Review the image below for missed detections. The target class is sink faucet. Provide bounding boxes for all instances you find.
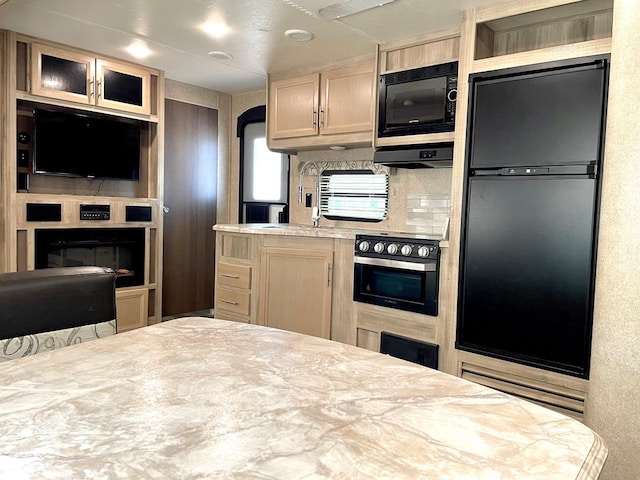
[311,206,321,227]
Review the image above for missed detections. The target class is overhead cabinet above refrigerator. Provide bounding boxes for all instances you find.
[456,55,609,378]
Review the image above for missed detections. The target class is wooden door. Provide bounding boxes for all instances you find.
[163,99,217,316]
[259,247,333,339]
[269,73,319,139]
[320,65,374,135]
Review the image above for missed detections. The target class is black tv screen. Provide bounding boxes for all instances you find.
[33,108,141,181]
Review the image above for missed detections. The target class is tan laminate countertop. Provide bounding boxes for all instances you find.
[213,223,450,247]
[0,317,605,479]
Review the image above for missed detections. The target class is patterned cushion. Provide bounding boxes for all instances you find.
[0,320,116,362]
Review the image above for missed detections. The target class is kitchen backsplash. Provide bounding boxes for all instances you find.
[290,148,453,234]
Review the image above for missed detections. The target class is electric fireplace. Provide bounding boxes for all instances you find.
[35,228,145,288]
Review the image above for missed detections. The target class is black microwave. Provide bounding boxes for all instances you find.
[378,61,458,137]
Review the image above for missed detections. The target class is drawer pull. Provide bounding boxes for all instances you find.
[221,300,239,306]
[221,274,240,279]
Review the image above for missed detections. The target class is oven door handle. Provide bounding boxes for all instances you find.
[354,256,436,272]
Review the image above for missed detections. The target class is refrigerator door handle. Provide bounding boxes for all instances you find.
[471,164,597,176]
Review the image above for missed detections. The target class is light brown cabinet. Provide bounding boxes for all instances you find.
[268,63,374,150]
[31,43,151,115]
[215,262,252,318]
[259,246,333,339]
[269,73,320,139]
[213,231,354,341]
[4,33,164,332]
[214,233,259,324]
[320,65,375,135]
[116,288,149,333]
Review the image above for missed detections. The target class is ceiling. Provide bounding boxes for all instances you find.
[0,0,507,94]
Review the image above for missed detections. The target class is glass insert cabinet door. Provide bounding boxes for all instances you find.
[96,59,150,115]
[31,43,95,104]
[30,43,151,115]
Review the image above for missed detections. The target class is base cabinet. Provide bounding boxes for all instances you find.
[259,247,333,339]
[213,233,259,324]
[116,288,149,333]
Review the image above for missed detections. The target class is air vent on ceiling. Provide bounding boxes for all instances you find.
[318,0,396,20]
[280,0,395,20]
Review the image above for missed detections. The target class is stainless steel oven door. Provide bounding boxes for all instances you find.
[353,256,438,316]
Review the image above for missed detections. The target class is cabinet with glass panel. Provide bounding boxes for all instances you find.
[31,43,151,115]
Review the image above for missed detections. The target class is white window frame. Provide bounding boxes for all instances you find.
[319,170,388,222]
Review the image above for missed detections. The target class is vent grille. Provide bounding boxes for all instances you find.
[461,363,586,421]
[318,0,395,20]
[280,0,395,20]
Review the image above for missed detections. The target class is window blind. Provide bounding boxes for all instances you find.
[319,170,388,221]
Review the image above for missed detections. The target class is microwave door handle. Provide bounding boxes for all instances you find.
[354,256,436,272]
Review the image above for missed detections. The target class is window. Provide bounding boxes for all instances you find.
[319,170,388,221]
[243,123,288,204]
[237,106,289,223]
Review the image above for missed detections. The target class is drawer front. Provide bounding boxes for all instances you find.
[217,262,251,289]
[216,287,250,316]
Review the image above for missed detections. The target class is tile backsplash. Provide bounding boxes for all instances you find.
[406,194,451,238]
[290,147,453,234]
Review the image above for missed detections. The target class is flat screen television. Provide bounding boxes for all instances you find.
[33,107,141,181]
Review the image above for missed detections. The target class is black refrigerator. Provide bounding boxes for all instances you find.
[456,55,609,378]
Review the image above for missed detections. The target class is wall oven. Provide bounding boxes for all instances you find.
[353,234,440,316]
[378,61,458,137]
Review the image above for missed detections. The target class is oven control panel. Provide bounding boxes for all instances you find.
[355,234,439,262]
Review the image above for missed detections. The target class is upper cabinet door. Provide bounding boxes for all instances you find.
[269,73,320,139]
[96,59,151,115]
[320,65,374,136]
[31,44,151,116]
[31,43,95,105]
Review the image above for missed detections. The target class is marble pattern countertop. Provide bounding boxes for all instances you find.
[0,317,605,479]
[213,223,450,247]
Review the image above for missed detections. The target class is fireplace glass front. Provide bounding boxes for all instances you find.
[35,228,145,288]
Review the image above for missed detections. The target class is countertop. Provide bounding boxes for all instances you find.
[0,317,606,479]
[213,223,450,247]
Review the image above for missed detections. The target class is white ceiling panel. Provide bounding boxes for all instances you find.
[0,0,510,94]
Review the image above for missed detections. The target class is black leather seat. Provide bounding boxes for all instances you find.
[0,266,117,361]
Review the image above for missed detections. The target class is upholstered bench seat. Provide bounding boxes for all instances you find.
[0,266,116,362]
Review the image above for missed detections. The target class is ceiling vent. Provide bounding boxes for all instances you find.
[317,0,395,20]
[281,0,396,20]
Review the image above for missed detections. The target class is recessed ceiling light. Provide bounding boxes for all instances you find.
[284,29,314,42]
[126,41,152,59]
[208,51,233,60]
[202,22,231,38]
